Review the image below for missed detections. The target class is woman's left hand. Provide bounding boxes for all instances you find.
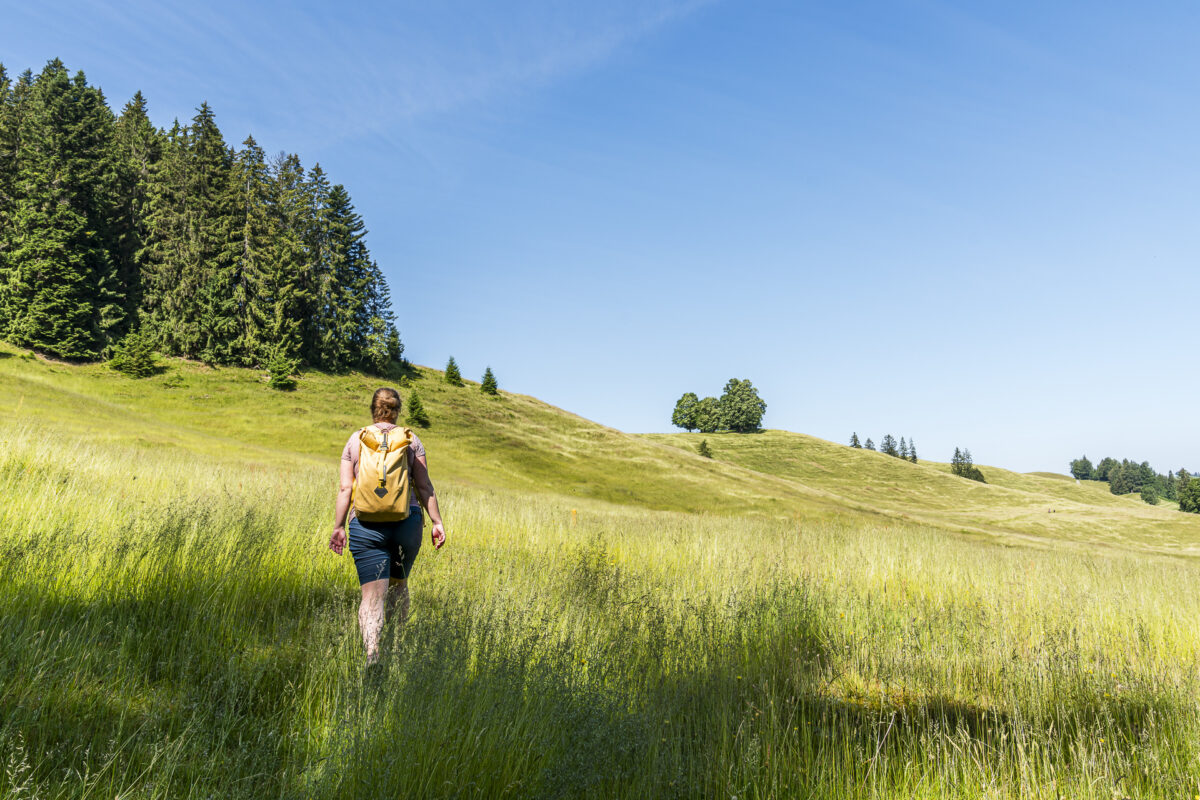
[431,523,446,550]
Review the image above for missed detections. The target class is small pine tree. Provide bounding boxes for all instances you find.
[444,356,463,386]
[952,448,985,482]
[899,437,909,459]
[864,438,875,451]
[107,329,158,378]
[849,432,861,448]
[480,366,498,395]
[908,439,918,463]
[698,439,712,458]
[406,390,430,427]
[881,434,898,457]
[266,348,298,390]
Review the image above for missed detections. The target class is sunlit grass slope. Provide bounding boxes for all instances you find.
[5,425,1200,799]
[3,340,1198,555]
[0,343,843,517]
[641,431,1200,555]
[6,343,1200,798]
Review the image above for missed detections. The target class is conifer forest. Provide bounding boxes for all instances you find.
[0,59,402,371]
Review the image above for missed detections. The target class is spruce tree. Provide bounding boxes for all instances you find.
[140,119,190,350]
[230,136,275,365]
[880,434,898,457]
[266,346,298,390]
[849,432,861,448]
[952,447,964,475]
[262,152,308,361]
[111,91,162,332]
[301,163,333,367]
[0,67,27,333]
[107,327,158,377]
[899,437,909,459]
[864,438,875,451]
[406,390,430,427]
[908,439,918,463]
[444,356,463,386]
[481,366,499,395]
[358,260,403,374]
[190,104,239,365]
[4,62,123,358]
[323,183,371,369]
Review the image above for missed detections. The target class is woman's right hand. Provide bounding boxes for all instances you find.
[329,526,347,555]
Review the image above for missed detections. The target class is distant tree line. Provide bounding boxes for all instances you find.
[672,379,766,433]
[850,432,918,463]
[0,59,402,373]
[1070,455,1197,509]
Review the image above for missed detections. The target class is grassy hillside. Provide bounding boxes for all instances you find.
[5,343,1200,798]
[643,430,1200,556]
[0,343,845,518]
[3,341,1197,558]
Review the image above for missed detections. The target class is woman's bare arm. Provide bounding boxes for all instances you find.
[411,454,446,548]
[329,457,354,554]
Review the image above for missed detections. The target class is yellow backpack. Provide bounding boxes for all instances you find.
[352,425,415,521]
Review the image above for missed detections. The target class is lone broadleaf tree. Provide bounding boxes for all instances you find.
[718,378,767,432]
[694,397,722,434]
[672,392,700,432]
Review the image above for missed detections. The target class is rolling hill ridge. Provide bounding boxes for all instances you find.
[2,341,1196,556]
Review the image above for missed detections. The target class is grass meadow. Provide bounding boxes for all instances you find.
[4,423,1200,798]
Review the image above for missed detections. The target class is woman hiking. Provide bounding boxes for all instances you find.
[329,387,447,663]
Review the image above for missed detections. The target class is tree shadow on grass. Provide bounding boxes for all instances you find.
[3,530,1193,800]
[0,511,353,797]
[300,565,1197,800]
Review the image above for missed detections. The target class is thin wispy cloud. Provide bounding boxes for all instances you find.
[3,0,712,149]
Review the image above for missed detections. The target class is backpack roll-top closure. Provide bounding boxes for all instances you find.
[352,425,414,522]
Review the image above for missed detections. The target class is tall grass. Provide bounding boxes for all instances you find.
[3,424,1200,798]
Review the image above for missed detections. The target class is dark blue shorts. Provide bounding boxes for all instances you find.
[348,509,423,585]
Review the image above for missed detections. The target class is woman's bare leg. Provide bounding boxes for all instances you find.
[359,578,389,663]
[387,577,410,627]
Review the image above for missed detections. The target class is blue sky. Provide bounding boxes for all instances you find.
[4,0,1198,473]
